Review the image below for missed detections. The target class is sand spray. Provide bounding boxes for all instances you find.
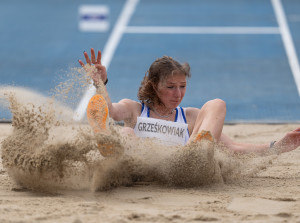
[0,67,273,192]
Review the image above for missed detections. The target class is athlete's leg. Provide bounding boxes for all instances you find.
[188,99,226,143]
[87,94,121,157]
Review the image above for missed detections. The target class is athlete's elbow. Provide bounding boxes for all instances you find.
[109,108,120,121]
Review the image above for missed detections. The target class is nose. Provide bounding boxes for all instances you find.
[174,87,181,97]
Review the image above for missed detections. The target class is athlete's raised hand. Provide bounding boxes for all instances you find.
[78,48,108,87]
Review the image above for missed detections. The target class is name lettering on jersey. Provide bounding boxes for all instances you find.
[134,117,188,146]
[138,122,185,138]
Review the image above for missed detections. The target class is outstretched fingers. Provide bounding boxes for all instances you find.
[91,48,96,64]
[97,50,102,64]
[84,51,91,65]
[78,59,85,67]
[78,59,90,72]
[79,49,102,66]
[78,49,107,83]
[91,48,102,65]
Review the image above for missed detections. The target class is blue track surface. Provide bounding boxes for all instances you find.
[0,0,300,122]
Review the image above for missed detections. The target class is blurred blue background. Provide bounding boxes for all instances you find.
[0,0,300,122]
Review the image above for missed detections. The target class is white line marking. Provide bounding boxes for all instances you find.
[271,0,300,96]
[73,0,139,121]
[125,26,280,34]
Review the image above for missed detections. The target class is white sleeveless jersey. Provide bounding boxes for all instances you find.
[134,103,190,145]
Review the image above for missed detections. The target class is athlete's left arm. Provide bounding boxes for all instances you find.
[220,128,300,155]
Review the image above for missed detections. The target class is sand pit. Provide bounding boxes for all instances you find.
[1,119,300,222]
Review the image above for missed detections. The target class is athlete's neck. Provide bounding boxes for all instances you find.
[152,105,175,118]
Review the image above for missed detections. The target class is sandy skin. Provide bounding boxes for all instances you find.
[1,123,300,223]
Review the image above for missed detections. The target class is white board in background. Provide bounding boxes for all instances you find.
[78,5,109,32]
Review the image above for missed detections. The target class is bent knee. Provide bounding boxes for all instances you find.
[203,99,226,112]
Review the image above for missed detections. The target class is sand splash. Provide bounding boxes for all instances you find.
[0,68,271,192]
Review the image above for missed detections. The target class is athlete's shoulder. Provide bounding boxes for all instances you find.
[119,99,142,114]
[118,98,139,107]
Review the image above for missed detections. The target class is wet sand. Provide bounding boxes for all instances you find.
[1,123,299,223]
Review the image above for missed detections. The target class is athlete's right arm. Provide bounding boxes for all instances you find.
[79,49,140,124]
[110,99,141,122]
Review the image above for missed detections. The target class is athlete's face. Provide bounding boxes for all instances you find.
[156,72,187,109]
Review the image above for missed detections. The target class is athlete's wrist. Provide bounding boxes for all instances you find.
[103,78,108,85]
[93,78,108,88]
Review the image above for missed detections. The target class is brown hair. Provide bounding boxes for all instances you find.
[137,56,191,108]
